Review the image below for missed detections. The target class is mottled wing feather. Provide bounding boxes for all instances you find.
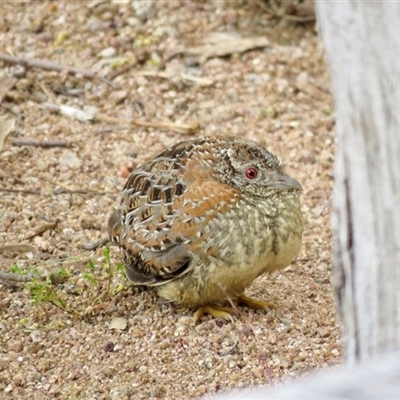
[109,142,241,286]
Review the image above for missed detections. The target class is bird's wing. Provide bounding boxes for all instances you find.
[109,145,241,286]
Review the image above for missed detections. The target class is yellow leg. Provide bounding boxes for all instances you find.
[194,305,235,322]
[237,294,275,310]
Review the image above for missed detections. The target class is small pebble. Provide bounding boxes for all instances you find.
[103,341,115,352]
[59,151,82,170]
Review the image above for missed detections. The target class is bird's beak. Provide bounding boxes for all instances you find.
[266,172,302,191]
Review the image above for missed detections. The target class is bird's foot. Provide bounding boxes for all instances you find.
[194,305,235,323]
[237,294,275,310]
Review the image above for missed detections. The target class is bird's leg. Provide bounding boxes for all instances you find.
[194,305,235,322]
[237,294,275,310]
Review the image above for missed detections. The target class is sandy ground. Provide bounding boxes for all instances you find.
[0,2,340,399]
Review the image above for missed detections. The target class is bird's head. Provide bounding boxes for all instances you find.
[216,138,302,199]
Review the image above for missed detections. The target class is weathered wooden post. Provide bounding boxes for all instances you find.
[317,2,400,363]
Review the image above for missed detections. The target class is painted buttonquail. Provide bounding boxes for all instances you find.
[108,137,303,321]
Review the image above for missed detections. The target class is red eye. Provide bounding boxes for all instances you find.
[245,167,258,179]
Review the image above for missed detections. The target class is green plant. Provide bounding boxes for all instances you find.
[9,264,24,274]
[23,246,127,320]
[27,268,71,312]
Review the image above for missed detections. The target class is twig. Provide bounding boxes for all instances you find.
[108,63,137,80]
[0,269,67,285]
[0,244,38,254]
[39,176,81,194]
[0,187,109,196]
[0,53,114,86]
[11,138,73,148]
[25,219,60,241]
[0,188,41,195]
[0,271,33,283]
[54,188,107,196]
[80,236,110,251]
[166,36,270,63]
[39,177,109,196]
[131,70,214,87]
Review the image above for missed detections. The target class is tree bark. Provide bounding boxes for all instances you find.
[316,3,400,363]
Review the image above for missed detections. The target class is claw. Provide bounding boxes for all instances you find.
[194,305,235,322]
[237,294,275,310]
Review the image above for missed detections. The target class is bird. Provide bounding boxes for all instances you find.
[108,136,303,321]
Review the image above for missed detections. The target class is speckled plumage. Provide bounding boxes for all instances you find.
[108,136,303,319]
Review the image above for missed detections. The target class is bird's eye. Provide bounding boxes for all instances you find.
[245,167,258,179]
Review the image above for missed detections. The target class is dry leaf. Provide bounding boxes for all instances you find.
[0,118,15,152]
[0,76,17,103]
